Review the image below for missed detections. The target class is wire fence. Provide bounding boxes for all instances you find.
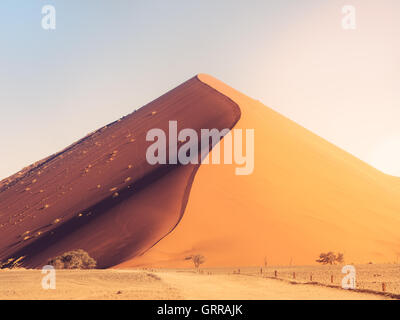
[203,264,400,296]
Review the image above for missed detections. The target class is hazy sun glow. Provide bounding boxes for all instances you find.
[0,1,399,180]
[369,136,400,176]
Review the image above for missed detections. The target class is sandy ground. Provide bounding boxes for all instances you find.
[0,269,393,300]
[201,264,400,295]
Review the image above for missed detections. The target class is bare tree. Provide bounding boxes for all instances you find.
[185,254,205,270]
[336,252,344,264]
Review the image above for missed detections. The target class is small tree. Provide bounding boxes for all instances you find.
[47,249,97,269]
[336,253,344,264]
[316,252,336,265]
[185,254,205,270]
[316,252,344,265]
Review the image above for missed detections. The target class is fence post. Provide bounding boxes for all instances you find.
[293,272,296,279]
[382,282,386,292]
[274,270,277,278]
[331,275,334,284]
[310,274,313,282]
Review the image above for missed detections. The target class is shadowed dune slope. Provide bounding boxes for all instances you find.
[0,76,240,268]
[121,74,400,268]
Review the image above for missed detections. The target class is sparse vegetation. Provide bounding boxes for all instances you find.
[316,252,344,265]
[0,256,26,269]
[47,249,97,269]
[185,254,205,270]
[335,252,344,264]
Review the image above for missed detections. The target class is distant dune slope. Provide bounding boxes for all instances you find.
[122,74,400,268]
[0,76,240,268]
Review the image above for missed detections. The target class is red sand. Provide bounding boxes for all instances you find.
[0,76,240,268]
[1,74,400,269]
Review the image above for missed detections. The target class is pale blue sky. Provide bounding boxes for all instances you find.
[1,0,399,178]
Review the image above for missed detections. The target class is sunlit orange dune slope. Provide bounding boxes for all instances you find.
[120,74,400,268]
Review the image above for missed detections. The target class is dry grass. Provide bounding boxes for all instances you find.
[0,269,180,300]
[0,265,397,300]
[201,264,400,296]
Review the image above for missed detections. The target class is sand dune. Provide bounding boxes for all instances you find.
[1,74,399,269]
[0,76,239,268]
[122,74,400,268]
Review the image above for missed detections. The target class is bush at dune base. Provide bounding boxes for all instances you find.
[47,249,97,269]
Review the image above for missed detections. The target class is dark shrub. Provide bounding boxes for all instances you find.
[47,249,97,269]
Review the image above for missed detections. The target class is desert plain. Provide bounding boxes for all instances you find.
[0,264,398,300]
